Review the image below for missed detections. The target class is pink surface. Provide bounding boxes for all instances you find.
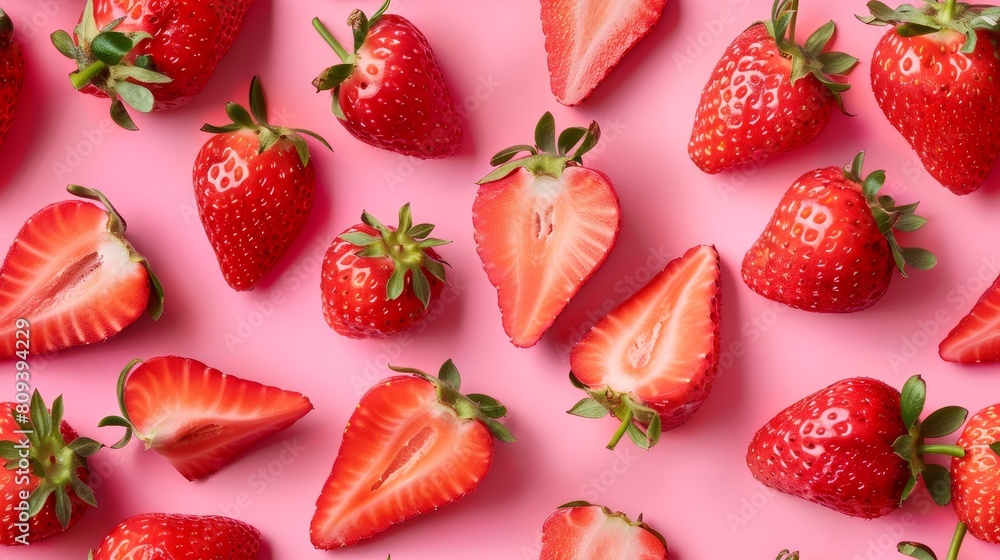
[1,0,999,558]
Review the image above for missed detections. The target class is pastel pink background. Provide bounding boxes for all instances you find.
[2,0,999,558]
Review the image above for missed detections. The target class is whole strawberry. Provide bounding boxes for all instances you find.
[0,392,101,544]
[743,152,935,313]
[688,0,857,173]
[747,375,967,519]
[194,76,330,292]
[311,0,462,158]
[89,513,261,559]
[0,8,23,151]
[860,1,1000,195]
[321,204,449,339]
[51,0,255,129]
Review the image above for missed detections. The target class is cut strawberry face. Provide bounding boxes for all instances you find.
[539,502,668,560]
[310,361,513,549]
[474,113,620,348]
[939,274,1000,363]
[0,186,162,360]
[100,356,313,481]
[540,0,667,106]
[569,245,720,449]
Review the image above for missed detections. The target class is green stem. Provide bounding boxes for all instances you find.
[70,60,106,90]
[920,444,966,458]
[606,408,634,450]
[941,0,957,23]
[312,18,349,61]
[946,522,967,560]
[788,0,799,44]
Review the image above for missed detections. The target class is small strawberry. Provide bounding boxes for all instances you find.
[311,0,462,158]
[321,203,449,339]
[747,375,967,519]
[474,112,621,348]
[539,501,668,559]
[310,360,513,549]
[194,76,331,292]
[89,513,261,559]
[99,356,313,481]
[939,275,1000,363]
[568,245,721,450]
[688,0,858,173]
[0,8,24,151]
[860,0,1000,195]
[742,152,935,313]
[0,185,163,360]
[51,0,256,129]
[540,0,667,106]
[0,392,101,545]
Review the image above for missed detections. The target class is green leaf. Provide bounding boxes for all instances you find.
[920,406,968,438]
[70,476,97,508]
[361,210,390,235]
[438,360,461,390]
[340,232,380,247]
[897,22,939,36]
[900,375,926,429]
[489,144,535,166]
[467,394,506,418]
[557,126,587,156]
[50,396,65,432]
[483,417,515,443]
[898,542,937,560]
[534,112,557,154]
[567,398,610,419]
[902,248,937,270]
[423,258,448,284]
[248,76,268,123]
[67,437,103,458]
[30,391,50,440]
[116,81,154,113]
[625,423,650,450]
[351,10,369,52]
[895,214,928,232]
[287,135,311,167]
[293,128,333,153]
[225,102,254,127]
[54,488,71,528]
[110,98,139,131]
[893,434,915,461]
[417,238,450,249]
[818,51,860,75]
[922,463,952,506]
[313,63,355,91]
[28,486,54,517]
[411,269,431,307]
[97,415,134,449]
[386,267,406,301]
[804,21,835,57]
[50,30,79,59]
[570,121,601,162]
[646,414,662,447]
[990,441,1000,456]
[0,441,19,461]
[397,203,413,234]
[900,474,918,503]
[408,223,435,239]
[90,31,134,65]
[569,372,588,390]
[200,123,242,134]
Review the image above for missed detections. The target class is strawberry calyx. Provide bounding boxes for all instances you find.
[50,0,172,130]
[387,360,515,443]
[201,76,332,167]
[96,359,144,449]
[66,185,164,320]
[311,0,391,119]
[567,373,662,451]
[898,521,968,560]
[892,375,968,507]
[858,0,1000,54]
[844,152,936,278]
[764,0,858,112]
[342,204,450,308]
[477,112,601,184]
[557,501,669,550]
[777,551,800,560]
[0,391,101,528]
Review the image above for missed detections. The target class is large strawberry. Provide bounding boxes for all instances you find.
[311,0,462,158]
[474,112,620,348]
[0,392,101,545]
[939,275,1000,363]
[89,513,261,559]
[0,8,23,151]
[568,245,721,450]
[0,185,163,360]
[51,0,255,130]
[747,375,967,519]
[194,76,330,292]
[99,356,313,481]
[743,152,935,313]
[310,360,513,549]
[688,0,857,173]
[539,501,668,559]
[540,0,667,106]
[860,0,1000,195]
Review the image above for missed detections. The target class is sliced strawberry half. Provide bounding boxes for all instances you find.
[310,360,513,549]
[541,0,668,106]
[539,501,668,559]
[0,186,163,359]
[474,113,620,348]
[100,356,313,481]
[569,245,721,449]
[939,274,1000,363]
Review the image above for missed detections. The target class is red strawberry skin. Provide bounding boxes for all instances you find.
[84,0,255,110]
[0,9,24,150]
[746,377,909,519]
[951,405,1000,543]
[540,0,667,106]
[540,504,668,560]
[89,513,261,559]
[194,129,316,291]
[742,167,893,313]
[0,197,156,359]
[473,167,620,347]
[0,403,89,545]
[310,375,494,549]
[871,29,1000,195]
[939,274,1000,363]
[121,356,313,481]
[335,14,462,159]
[689,23,833,174]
